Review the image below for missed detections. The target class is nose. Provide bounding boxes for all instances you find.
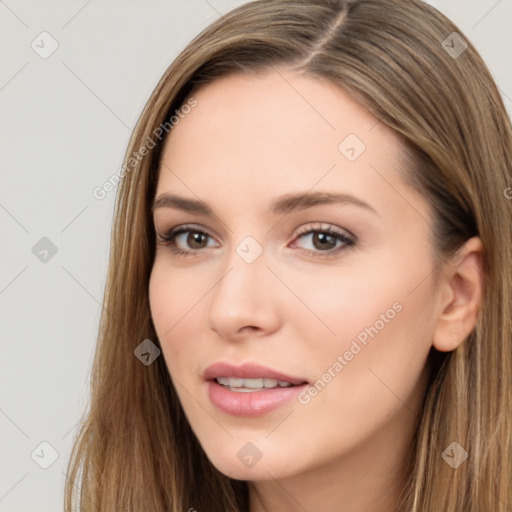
[207,245,281,340]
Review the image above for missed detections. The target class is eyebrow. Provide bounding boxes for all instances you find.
[151,191,378,216]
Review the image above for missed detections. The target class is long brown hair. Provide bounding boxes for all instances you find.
[64,1,512,510]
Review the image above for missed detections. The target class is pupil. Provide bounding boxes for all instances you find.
[314,232,336,250]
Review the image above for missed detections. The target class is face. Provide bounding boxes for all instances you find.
[149,69,441,483]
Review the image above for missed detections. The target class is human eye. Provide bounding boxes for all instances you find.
[155,224,219,257]
[289,222,356,258]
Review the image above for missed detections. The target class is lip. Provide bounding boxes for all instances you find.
[203,361,309,417]
[203,361,307,385]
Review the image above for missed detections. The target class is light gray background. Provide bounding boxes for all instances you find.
[1,1,511,511]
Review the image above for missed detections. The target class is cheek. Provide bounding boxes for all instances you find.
[288,243,438,405]
[148,263,203,367]
[282,274,435,468]
[271,254,422,358]
[306,236,437,351]
[303,261,436,413]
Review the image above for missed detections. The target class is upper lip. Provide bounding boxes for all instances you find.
[203,362,308,385]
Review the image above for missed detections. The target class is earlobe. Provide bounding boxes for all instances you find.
[432,237,485,352]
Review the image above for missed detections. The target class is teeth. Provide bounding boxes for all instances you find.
[243,378,264,388]
[215,377,294,390]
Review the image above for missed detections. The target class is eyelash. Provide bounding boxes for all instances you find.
[155,223,356,259]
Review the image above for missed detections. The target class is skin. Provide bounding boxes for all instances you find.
[149,69,484,512]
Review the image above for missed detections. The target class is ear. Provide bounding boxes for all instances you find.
[432,236,485,352]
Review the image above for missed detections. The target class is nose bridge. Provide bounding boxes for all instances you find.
[207,235,280,334]
[213,236,268,304]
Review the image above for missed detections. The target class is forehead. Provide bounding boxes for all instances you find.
[155,69,424,224]
[162,69,396,162]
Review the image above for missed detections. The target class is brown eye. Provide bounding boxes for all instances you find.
[311,232,338,251]
[156,225,219,256]
[290,224,356,258]
[186,231,209,249]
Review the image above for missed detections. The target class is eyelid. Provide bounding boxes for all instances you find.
[293,222,355,239]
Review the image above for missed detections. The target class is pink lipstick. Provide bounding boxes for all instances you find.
[203,362,308,417]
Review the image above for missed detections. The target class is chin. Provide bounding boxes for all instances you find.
[205,447,295,481]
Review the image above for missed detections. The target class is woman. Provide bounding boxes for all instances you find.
[64,0,512,510]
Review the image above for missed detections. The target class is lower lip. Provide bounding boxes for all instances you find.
[207,380,307,417]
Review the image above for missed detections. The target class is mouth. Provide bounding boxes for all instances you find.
[203,361,309,416]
